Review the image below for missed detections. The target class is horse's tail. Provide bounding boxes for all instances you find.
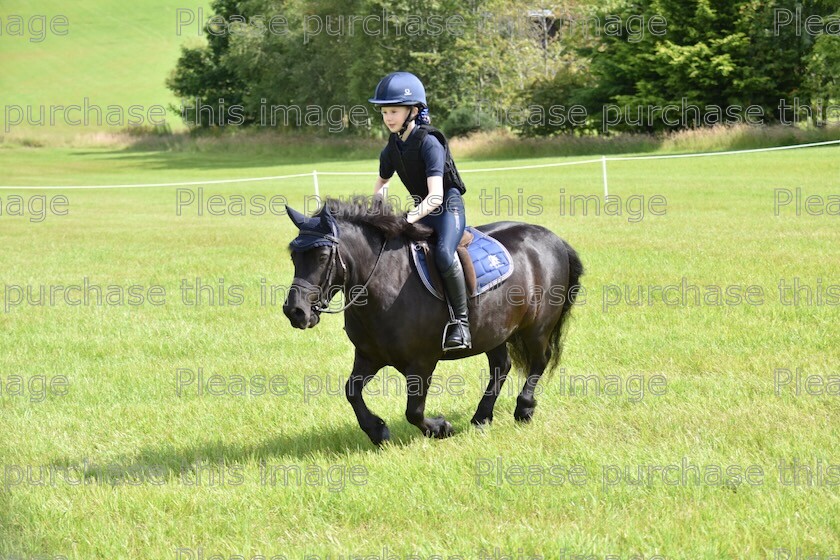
[546,240,584,373]
[508,239,584,376]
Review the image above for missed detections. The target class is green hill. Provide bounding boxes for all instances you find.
[0,0,209,136]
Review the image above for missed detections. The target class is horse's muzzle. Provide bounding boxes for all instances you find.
[283,301,321,329]
[283,282,322,329]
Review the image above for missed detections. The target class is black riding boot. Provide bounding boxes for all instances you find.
[440,258,472,351]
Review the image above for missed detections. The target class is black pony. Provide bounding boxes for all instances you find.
[283,196,583,445]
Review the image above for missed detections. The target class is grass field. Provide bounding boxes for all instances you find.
[1,144,838,559]
[0,0,209,136]
[3,0,838,556]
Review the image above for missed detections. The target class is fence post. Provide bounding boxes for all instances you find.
[601,155,609,200]
[312,170,320,202]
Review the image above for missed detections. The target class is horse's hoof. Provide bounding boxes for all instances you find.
[514,407,535,422]
[515,396,536,422]
[368,418,390,446]
[426,416,454,439]
[471,414,493,427]
[437,421,453,438]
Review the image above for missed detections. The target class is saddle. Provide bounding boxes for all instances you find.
[411,226,514,300]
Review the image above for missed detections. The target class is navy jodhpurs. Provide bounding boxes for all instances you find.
[419,188,466,271]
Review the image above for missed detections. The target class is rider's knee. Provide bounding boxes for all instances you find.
[435,250,455,271]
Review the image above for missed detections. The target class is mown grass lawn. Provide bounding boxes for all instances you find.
[1,145,838,559]
[1,0,211,138]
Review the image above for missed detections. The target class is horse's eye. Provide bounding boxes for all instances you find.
[319,253,329,265]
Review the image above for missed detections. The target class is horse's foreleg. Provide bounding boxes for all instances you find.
[471,343,512,426]
[404,361,452,438]
[346,349,389,445]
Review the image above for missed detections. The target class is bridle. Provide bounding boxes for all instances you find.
[293,233,388,315]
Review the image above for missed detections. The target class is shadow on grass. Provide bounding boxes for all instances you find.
[52,411,470,482]
[63,130,384,173]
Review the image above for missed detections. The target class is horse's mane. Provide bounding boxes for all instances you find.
[322,195,432,241]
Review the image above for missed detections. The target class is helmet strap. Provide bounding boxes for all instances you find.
[398,107,417,137]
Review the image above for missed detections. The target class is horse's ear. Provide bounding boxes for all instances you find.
[319,204,337,235]
[286,205,319,231]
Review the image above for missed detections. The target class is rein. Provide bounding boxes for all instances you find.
[314,236,388,314]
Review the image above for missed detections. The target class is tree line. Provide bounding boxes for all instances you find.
[167,0,840,136]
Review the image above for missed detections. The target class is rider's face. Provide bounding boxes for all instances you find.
[381,106,414,133]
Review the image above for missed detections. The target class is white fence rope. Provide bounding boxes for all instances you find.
[605,138,840,161]
[1,139,837,192]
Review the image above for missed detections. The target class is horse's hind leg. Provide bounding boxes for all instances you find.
[404,360,453,438]
[514,335,551,423]
[471,343,512,426]
[346,349,389,445]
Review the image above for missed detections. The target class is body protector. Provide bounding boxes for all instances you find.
[386,124,466,200]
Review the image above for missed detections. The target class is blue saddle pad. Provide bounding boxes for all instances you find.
[411,226,514,300]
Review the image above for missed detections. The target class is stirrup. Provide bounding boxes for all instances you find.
[442,320,470,351]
